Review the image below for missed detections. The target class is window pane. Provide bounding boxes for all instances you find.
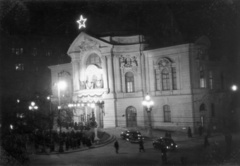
[125,72,134,93]
[162,69,170,90]
[163,105,171,122]
[172,67,177,90]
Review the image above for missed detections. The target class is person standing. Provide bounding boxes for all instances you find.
[204,135,209,147]
[187,127,192,138]
[114,140,119,154]
[161,144,167,164]
[139,138,145,152]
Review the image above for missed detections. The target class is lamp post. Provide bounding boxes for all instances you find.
[90,103,99,142]
[142,94,154,138]
[57,81,67,153]
[29,101,38,120]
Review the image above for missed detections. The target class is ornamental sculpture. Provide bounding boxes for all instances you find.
[119,55,138,68]
[78,37,99,53]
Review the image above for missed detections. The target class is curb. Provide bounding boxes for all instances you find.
[35,132,116,155]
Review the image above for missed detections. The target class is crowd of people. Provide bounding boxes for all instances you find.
[1,127,96,164]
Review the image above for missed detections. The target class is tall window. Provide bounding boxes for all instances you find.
[199,66,205,88]
[125,72,134,93]
[162,69,170,90]
[15,64,24,71]
[200,103,206,111]
[172,67,177,90]
[163,105,171,122]
[209,71,213,89]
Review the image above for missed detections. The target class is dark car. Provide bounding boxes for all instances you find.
[120,130,143,143]
[152,137,178,150]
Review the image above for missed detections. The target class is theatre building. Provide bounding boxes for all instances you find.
[49,32,231,132]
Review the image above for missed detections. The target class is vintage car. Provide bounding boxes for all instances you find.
[152,137,178,150]
[120,130,144,143]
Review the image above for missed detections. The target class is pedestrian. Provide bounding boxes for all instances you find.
[161,145,167,164]
[139,138,145,152]
[114,140,119,154]
[187,127,192,138]
[204,135,209,147]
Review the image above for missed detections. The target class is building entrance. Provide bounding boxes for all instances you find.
[126,106,137,127]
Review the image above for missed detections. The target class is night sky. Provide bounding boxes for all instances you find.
[1,0,240,56]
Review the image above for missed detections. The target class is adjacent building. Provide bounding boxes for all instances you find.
[49,32,232,133]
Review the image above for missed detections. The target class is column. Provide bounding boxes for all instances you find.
[102,56,108,90]
[72,61,80,91]
[107,54,114,93]
[113,55,121,92]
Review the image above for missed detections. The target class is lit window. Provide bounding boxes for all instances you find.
[209,71,213,89]
[15,64,24,71]
[125,72,134,93]
[86,53,101,67]
[163,105,171,122]
[16,48,20,55]
[199,66,205,88]
[162,69,170,90]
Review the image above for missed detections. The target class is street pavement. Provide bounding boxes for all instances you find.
[2,127,240,166]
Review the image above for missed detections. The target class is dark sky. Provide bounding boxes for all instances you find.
[1,0,240,52]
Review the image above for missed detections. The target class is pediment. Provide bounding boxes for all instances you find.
[67,32,112,56]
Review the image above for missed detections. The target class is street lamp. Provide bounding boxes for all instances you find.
[142,94,154,137]
[90,103,99,141]
[57,81,67,153]
[29,101,38,120]
[29,101,38,111]
[231,85,238,91]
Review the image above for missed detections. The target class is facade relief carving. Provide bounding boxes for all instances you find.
[79,65,103,90]
[154,58,172,70]
[78,37,100,53]
[119,55,138,68]
[119,55,139,76]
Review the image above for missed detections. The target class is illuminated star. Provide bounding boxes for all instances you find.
[76,15,87,29]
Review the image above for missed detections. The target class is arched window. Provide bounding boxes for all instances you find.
[162,69,170,90]
[199,66,205,88]
[126,106,137,127]
[125,72,134,93]
[209,71,213,89]
[163,105,171,122]
[86,53,101,67]
[200,103,206,111]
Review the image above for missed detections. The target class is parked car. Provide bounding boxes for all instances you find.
[152,137,178,150]
[120,130,143,142]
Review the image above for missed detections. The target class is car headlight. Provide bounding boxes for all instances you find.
[175,145,178,148]
[167,146,169,149]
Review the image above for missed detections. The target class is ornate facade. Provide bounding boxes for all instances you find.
[49,33,231,132]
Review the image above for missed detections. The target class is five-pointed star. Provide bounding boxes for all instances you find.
[76,15,87,29]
